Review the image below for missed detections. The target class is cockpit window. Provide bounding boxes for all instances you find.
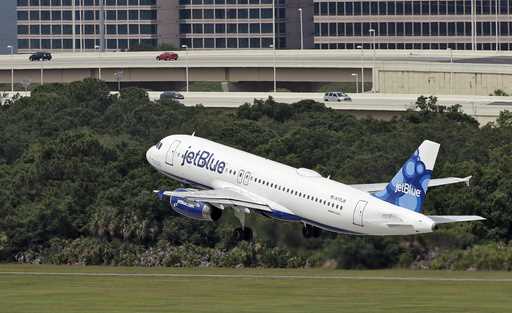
[156,142,163,150]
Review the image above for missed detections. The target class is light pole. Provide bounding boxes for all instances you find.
[95,45,102,80]
[448,48,453,94]
[114,70,123,92]
[181,44,189,92]
[272,0,275,50]
[40,59,44,86]
[270,44,277,92]
[298,8,304,50]
[351,73,359,93]
[369,29,376,92]
[357,45,364,93]
[272,0,276,91]
[7,45,14,92]
[495,0,499,51]
[471,0,476,51]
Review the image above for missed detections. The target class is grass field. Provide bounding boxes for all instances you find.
[1,265,512,313]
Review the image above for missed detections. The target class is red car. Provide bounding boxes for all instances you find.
[156,52,178,61]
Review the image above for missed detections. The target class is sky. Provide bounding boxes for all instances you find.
[0,0,16,54]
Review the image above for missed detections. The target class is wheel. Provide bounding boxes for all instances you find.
[302,224,321,239]
[312,226,322,238]
[337,99,341,102]
[233,228,244,242]
[233,227,253,242]
[156,56,160,61]
[302,225,313,238]
[242,228,253,241]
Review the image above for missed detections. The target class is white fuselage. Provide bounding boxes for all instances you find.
[146,135,435,236]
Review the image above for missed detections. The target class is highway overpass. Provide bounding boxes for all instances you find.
[2,50,512,95]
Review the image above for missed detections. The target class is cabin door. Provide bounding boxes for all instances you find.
[165,140,181,166]
[352,200,367,227]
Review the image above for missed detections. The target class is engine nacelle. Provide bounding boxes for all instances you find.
[169,190,222,222]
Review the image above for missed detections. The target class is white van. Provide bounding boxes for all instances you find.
[323,91,352,102]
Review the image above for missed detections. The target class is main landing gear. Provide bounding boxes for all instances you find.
[233,227,253,241]
[302,224,322,239]
[232,207,253,242]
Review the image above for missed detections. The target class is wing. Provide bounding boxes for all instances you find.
[160,188,272,212]
[429,215,486,224]
[350,176,472,193]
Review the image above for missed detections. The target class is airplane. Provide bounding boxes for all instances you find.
[146,134,485,241]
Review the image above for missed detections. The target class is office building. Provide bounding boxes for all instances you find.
[16,0,511,52]
[16,0,314,52]
[313,0,512,50]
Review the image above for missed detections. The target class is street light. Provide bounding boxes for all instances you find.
[271,0,276,91]
[7,45,14,92]
[447,48,453,94]
[181,44,189,92]
[269,44,277,93]
[357,45,364,93]
[40,58,44,86]
[495,0,499,51]
[298,8,304,50]
[95,45,102,80]
[369,29,376,92]
[351,73,359,93]
[114,70,123,92]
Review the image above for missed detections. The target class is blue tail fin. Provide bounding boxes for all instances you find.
[374,140,440,212]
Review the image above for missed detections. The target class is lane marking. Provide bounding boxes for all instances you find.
[0,271,511,282]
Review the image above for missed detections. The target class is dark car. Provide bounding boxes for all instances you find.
[29,52,52,61]
[156,52,179,61]
[160,91,185,101]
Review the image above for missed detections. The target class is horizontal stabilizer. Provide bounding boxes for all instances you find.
[428,176,472,188]
[351,176,472,193]
[429,215,486,224]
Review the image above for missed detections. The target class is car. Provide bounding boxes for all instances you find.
[29,52,52,61]
[323,91,351,102]
[160,91,184,101]
[156,52,179,61]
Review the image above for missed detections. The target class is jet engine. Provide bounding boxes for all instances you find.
[169,190,222,222]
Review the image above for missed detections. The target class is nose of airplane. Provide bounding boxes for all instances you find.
[146,146,155,164]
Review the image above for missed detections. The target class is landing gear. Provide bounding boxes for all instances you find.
[302,224,322,238]
[232,206,253,242]
[233,227,253,241]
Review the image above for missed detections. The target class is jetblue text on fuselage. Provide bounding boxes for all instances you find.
[181,146,226,174]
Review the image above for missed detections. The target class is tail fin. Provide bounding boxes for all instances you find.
[374,140,440,212]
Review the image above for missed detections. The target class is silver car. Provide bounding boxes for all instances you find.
[323,91,351,102]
